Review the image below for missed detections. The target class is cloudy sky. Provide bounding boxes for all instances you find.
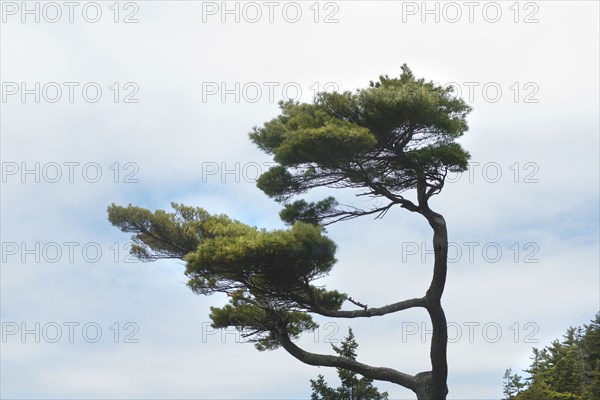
[1,1,598,399]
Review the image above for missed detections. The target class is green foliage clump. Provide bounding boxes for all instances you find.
[108,202,219,260]
[279,197,339,226]
[108,202,346,350]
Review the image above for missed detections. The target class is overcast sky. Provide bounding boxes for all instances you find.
[1,1,599,399]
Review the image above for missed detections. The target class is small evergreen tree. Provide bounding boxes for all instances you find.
[503,368,525,399]
[311,328,389,400]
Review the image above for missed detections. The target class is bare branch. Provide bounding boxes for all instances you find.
[320,203,398,226]
[347,297,368,310]
[309,296,426,318]
[275,327,417,391]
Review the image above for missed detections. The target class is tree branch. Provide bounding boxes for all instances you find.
[309,296,426,318]
[320,203,399,226]
[275,327,417,391]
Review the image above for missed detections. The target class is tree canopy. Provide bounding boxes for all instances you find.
[249,64,471,224]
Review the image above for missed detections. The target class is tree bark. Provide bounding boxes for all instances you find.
[308,296,426,318]
[423,211,449,399]
[414,371,433,400]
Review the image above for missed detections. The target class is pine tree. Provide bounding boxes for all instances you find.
[505,313,600,400]
[580,314,600,400]
[108,65,473,399]
[503,368,525,399]
[311,328,389,400]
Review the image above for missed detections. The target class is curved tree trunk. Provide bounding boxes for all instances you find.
[423,211,449,399]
